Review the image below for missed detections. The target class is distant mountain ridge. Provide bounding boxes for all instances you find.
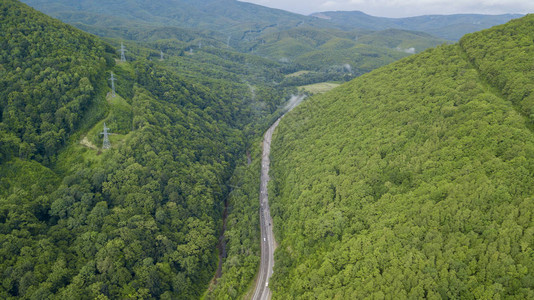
[20,0,450,85]
[21,0,330,42]
[253,26,448,86]
[311,10,524,40]
[22,1,521,44]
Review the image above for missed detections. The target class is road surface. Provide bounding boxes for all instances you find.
[252,117,281,300]
[252,95,305,300]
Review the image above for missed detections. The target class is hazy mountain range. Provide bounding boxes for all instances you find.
[22,0,523,42]
[311,10,523,40]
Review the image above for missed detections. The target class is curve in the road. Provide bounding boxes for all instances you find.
[252,94,306,300]
[252,117,280,300]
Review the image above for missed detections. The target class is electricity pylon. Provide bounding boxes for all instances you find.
[100,123,112,150]
[109,71,116,97]
[119,42,127,62]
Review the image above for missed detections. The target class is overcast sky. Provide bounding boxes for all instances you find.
[240,0,533,17]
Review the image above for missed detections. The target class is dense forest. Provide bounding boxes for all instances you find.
[21,0,496,87]
[0,0,289,298]
[21,0,327,39]
[255,27,447,86]
[0,0,112,164]
[269,14,534,298]
[206,144,263,299]
[1,0,531,299]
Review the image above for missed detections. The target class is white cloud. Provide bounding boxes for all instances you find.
[321,1,340,8]
[396,47,416,54]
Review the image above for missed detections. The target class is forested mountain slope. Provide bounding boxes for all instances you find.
[0,0,287,298]
[312,11,523,40]
[21,0,329,43]
[255,27,447,86]
[0,0,112,164]
[20,0,450,87]
[269,15,534,298]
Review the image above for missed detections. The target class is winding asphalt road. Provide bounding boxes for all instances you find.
[252,117,281,300]
[252,95,305,300]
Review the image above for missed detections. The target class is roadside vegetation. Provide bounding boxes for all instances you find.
[269,15,534,299]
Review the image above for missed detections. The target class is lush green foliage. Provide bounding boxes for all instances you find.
[0,0,113,164]
[0,1,290,298]
[21,0,450,86]
[5,1,530,299]
[269,16,534,298]
[355,29,446,51]
[254,27,446,85]
[313,10,523,40]
[206,146,262,299]
[460,15,534,123]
